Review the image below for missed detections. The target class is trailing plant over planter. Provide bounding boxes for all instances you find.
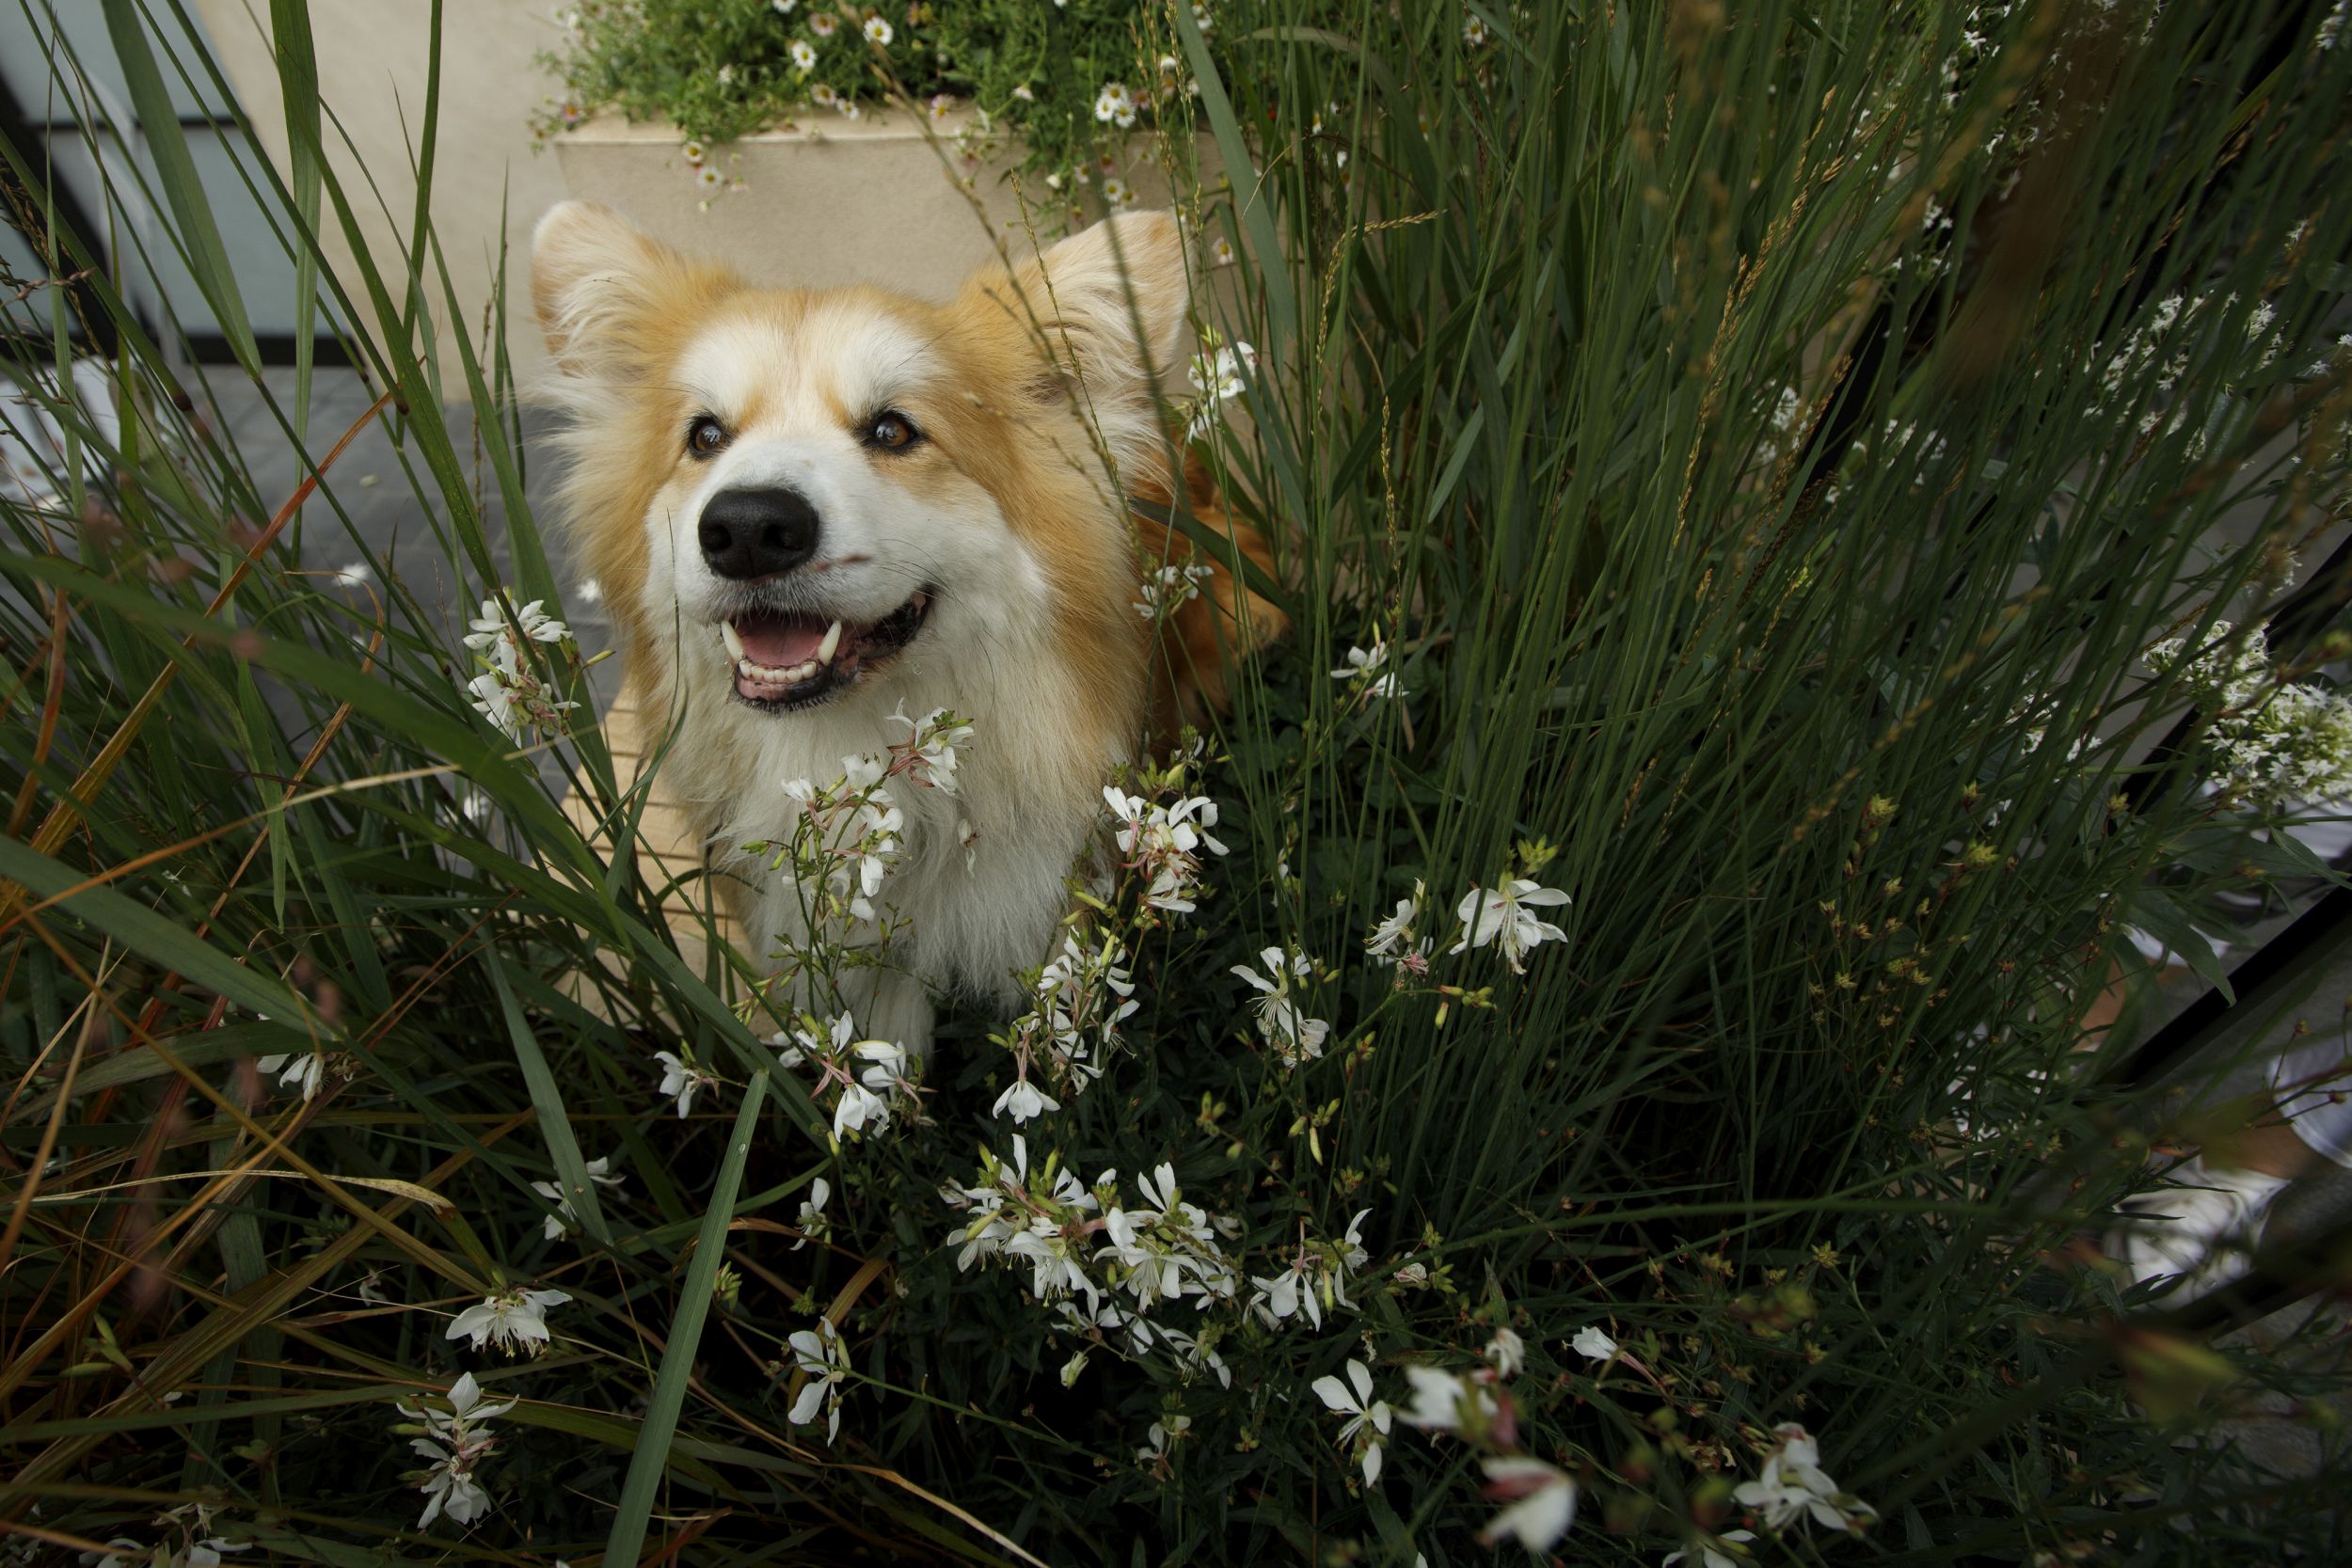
[532,0,1231,222]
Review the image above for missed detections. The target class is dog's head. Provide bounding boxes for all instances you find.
[531,201,1193,736]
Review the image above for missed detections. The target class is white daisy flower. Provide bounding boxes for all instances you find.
[790,39,818,70]
[863,15,892,45]
[809,11,836,36]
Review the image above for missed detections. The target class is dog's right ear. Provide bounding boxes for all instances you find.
[532,200,730,376]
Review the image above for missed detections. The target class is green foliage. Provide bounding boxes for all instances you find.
[7,1,2352,1565]
[532,0,1218,219]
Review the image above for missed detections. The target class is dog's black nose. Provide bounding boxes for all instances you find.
[697,485,819,579]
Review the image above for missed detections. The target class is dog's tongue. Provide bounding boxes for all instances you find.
[735,610,830,668]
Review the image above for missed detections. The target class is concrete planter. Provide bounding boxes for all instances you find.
[551,107,1240,308]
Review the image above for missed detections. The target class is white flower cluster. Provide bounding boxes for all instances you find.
[993,930,1139,1115]
[1231,945,1331,1066]
[1134,559,1216,619]
[2145,620,2352,802]
[1248,1209,1371,1330]
[1104,783,1229,914]
[1331,639,1407,700]
[462,594,577,746]
[753,707,970,977]
[946,1141,1250,1379]
[2090,290,2285,451]
[397,1371,513,1528]
[531,1154,623,1241]
[1732,1422,1880,1536]
[78,1503,247,1568]
[786,1317,852,1441]
[1093,81,1137,128]
[1184,336,1258,440]
[1362,871,1573,979]
[781,1010,920,1144]
[1390,1323,1581,1547]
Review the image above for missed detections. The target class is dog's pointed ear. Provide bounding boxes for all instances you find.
[532,200,731,375]
[958,210,1192,478]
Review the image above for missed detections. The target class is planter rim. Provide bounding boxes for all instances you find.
[559,104,993,149]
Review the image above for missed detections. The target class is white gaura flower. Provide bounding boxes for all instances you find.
[1663,1529,1759,1568]
[1571,1324,1619,1362]
[1230,946,1331,1065]
[863,14,892,44]
[1732,1422,1878,1535]
[1486,1324,1526,1378]
[445,1285,571,1355]
[1331,640,1406,699]
[1478,1456,1579,1551]
[653,1049,717,1117]
[414,1439,493,1528]
[333,561,372,588]
[1136,1413,1191,1462]
[833,1081,891,1140]
[464,595,568,668]
[787,1317,851,1441]
[1452,879,1572,973]
[1398,1364,1500,1433]
[1364,883,1430,968]
[792,1177,831,1251]
[397,1371,513,1529]
[1311,1358,1392,1485]
[255,1052,327,1101]
[530,1155,624,1241]
[993,1076,1061,1123]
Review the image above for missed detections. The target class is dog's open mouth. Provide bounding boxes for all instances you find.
[720,591,931,709]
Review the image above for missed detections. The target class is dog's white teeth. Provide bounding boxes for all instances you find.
[816,619,844,665]
[787,657,820,682]
[721,621,745,661]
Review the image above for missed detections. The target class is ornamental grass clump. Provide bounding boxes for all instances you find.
[7,1,2352,1564]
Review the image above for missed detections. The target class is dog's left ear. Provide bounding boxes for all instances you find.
[956,211,1192,481]
[532,199,735,378]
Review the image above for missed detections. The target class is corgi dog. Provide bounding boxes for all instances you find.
[531,201,1282,1053]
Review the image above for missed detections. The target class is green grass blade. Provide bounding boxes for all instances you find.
[603,1069,769,1566]
[98,0,258,370]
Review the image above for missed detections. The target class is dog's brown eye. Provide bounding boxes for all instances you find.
[866,410,919,451]
[686,415,727,457]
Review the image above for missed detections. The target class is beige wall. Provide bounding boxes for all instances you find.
[194,0,572,388]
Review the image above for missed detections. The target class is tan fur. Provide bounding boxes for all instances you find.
[531,201,1281,1037]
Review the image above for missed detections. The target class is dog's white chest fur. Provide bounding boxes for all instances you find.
[664,639,1114,1054]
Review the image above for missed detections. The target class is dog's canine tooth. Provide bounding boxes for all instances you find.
[816,619,844,664]
[722,621,745,661]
